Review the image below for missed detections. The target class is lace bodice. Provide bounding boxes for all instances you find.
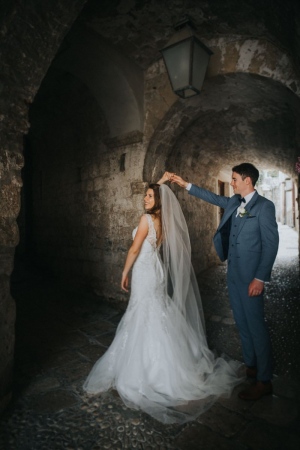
[132,214,160,250]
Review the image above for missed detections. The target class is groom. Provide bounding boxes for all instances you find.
[171,163,279,400]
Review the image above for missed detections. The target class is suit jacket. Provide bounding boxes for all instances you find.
[189,185,279,283]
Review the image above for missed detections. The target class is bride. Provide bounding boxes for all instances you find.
[83,173,243,424]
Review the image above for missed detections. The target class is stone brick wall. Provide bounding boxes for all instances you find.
[25,55,226,304]
[27,68,147,301]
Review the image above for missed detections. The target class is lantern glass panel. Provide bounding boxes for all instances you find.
[162,38,191,92]
[192,40,211,92]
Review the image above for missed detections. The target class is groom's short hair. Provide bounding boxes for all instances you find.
[232,163,259,186]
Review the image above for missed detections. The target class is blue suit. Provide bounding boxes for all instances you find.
[189,185,279,381]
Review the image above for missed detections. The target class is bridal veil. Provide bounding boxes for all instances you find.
[160,184,206,342]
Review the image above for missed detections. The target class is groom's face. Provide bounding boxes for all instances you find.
[230,172,248,196]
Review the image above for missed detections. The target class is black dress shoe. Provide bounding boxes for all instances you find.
[246,366,257,379]
[238,381,273,401]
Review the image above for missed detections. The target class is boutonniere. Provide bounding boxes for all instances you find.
[238,207,251,218]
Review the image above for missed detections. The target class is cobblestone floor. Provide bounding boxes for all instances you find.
[0,224,299,449]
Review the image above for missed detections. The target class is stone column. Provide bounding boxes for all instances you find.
[0,0,88,412]
[0,153,23,413]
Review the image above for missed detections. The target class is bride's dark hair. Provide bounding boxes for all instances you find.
[146,183,161,218]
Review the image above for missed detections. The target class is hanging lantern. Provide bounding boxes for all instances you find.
[161,18,213,98]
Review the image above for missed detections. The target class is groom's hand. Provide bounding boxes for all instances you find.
[157,171,173,185]
[171,174,188,189]
[248,279,264,297]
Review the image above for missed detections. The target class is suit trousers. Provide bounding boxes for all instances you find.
[227,269,273,381]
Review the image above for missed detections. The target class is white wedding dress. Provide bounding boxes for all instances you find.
[83,188,243,424]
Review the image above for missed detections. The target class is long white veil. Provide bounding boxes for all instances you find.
[160,184,206,342]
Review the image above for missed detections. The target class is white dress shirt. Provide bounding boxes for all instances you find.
[236,190,256,216]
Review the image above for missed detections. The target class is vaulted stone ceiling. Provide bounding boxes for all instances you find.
[145,73,300,181]
[40,0,300,179]
[77,0,300,71]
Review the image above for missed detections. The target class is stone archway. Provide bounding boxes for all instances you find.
[143,72,300,273]
[52,24,144,143]
[144,73,300,182]
[207,37,300,96]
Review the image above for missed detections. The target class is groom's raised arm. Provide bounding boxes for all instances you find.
[171,174,230,210]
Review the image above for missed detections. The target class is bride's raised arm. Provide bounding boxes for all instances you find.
[157,171,173,185]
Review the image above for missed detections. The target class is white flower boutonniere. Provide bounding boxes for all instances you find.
[238,207,251,218]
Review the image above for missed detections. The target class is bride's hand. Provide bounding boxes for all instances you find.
[121,274,129,292]
[157,171,174,185]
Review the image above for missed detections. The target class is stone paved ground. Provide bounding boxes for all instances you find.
[0,224,299,449]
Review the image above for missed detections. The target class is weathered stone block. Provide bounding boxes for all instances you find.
[0,260,14,282]
[0,219,19,248]
[131,181,147,195]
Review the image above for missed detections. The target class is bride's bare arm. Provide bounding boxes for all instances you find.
[121,215,149,292]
